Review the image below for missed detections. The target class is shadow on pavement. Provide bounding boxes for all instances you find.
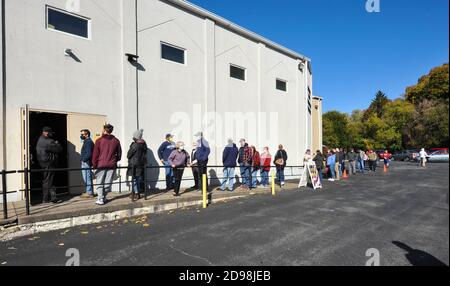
[392,241,448,266]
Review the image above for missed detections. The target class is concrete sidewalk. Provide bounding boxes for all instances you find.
[0,182,300,241]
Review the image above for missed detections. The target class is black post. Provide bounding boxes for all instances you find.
[24,168,30,216]
[143,165,147,200]
[2,170,7,220]
[248,166,253,190]
[118,167,122,194]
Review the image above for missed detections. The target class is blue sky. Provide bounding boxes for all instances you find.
[188,0,449,113]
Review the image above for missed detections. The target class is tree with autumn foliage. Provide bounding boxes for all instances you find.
[323,63,449,151]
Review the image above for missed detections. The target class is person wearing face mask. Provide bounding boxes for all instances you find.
[80,129,95,199]
[168,142,190,197]
[158,134,176,190]
[36,126,63,204]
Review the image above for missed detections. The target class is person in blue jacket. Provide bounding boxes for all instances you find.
[158,134,176,190]
[195,132,211,192]
[80,129,95,199]
[220,139,239,192]
[327,150,336,182]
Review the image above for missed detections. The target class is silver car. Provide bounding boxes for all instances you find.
[427,150,449,163]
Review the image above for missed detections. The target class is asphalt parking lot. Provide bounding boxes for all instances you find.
[0,161,448,266]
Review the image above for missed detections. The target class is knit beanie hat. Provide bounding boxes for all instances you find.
[133,129,144,140]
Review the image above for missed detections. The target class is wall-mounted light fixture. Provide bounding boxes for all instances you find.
[65,49,82,63]
[298,59,306,72]
[126,53,139,63]
[65,49,73,57]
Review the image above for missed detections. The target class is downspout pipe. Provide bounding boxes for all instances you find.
[1,0,6,170]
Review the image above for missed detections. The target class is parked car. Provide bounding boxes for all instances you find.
[393,150,412,161]
[407,149,421,162]
[426,150,449,163]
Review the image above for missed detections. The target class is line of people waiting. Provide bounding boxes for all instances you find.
[307,148,392,182]
[35,124,290,206]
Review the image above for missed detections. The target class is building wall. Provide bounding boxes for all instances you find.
[3,0,123,200]
[1,0,313,201]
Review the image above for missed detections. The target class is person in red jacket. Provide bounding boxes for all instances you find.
[260,147,272,188]
[251,146,260,189]
[92,124,122,205]
[383,150,392,169]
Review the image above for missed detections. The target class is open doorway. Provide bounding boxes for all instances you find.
[29,111,69,205]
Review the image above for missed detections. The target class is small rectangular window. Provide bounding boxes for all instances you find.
[161,43,186,65]
[230,65,246,81]
[276,79,288,92]
[46,6,90,39]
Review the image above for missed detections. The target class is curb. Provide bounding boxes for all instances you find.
[0,194,249,242]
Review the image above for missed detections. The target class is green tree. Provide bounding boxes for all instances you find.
[364,91,390,119]
[405,63,449,104]
[411,99,449,148]
[382,99,415,149]
[323,111,350,148]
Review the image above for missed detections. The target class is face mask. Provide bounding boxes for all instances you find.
[179,146,185,151]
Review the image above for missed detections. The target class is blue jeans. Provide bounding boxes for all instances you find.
[251,168,259,188]
[358,160,365,174]
[221,167,235,191]
[164,161,174,189]
[240,164,251,187]
[276,168,285,184]
[81,162,93,195]
[260,170,269,186]
[318,168,323,183]
[330,164,336,179]
[132,175,143,194]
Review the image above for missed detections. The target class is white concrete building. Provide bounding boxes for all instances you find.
[1,0,315,202]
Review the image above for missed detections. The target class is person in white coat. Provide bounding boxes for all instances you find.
[419,148,428,167]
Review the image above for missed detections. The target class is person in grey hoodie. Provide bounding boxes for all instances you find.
[168,142,190,197]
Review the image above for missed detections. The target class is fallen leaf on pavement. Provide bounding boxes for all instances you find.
[28,237,40,241]
[58,243,65,246]
[81,231,89,235]
[143,224,150,227]
[60,229,70,235]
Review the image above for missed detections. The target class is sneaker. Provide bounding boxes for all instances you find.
[328,178,335,182]
[80,193,94,199]
[95,199,105,206]
[281,182,285,186]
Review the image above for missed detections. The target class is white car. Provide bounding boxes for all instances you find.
[426,150,449,163]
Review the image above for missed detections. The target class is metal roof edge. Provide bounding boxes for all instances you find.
[162,0,311,62]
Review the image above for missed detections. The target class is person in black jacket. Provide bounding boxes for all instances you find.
[80,129,95,199]
[127,129,148,201]
[313,150,324,183]
[274,144,288,187]
[36,127,63,204]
